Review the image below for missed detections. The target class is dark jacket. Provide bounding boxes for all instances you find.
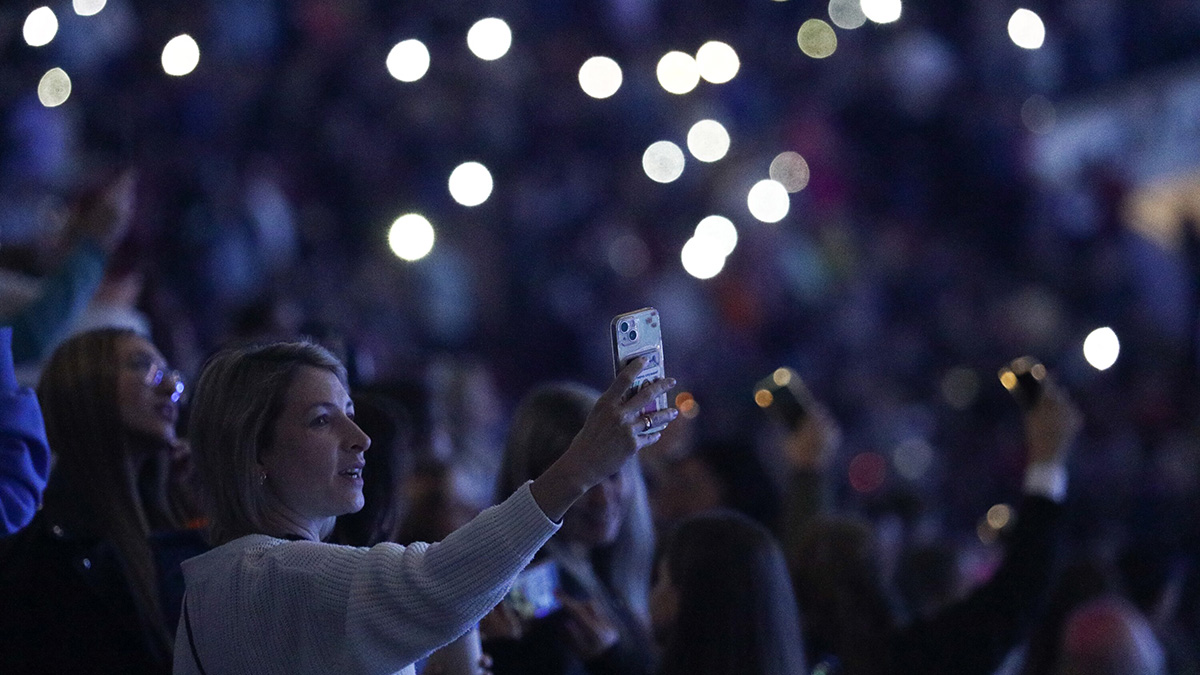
[0,512,207,675]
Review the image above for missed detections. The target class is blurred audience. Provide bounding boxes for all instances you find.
[789,377,1081,675]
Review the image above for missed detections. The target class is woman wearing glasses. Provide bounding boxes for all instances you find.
[0,328,207,675]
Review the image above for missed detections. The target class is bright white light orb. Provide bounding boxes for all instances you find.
[467,18,512,61]
[387,39,430,82]
[1008,9,1045,50]
[770,151,811,192]
[1083,327,1120,371]
[643,141,686,183]
[686,120,731,163]
[747,180,790,223]
[162,34,200,76]
[657,51,700,95]
[388,214,435,261]
[696,41,740,84]
[23,7,58,47]
[578,56,623,99]
[681,237,726,280]
[73,0,107,16]
[829,0,867,29]
[448,162,494,207]
[37,68,71,107]
[861,0,902,24]
[694,216,738,257]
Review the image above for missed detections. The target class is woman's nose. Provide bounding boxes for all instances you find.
[346,420,371,452]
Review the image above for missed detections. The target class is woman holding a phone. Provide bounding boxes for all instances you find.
[487,382,659,675]
[174,341,675,675]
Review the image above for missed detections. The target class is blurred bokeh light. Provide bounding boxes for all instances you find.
[861,0,902,24]
[467,18,512,61]
[1084,327,1120,371]
[23,7,58,47]
[657,51,700,95]
[681,236,726,279]
[162,35,200,76]
[1021,95,1056,134]
[696,41,740,84]
[642,141,686,183]
[829,0,867,29]
[37,68,71,107]
[1008,9,1046,50]
[386,39,430,82]
[747,180,790,223]
[798,19,838,59]
[849,452,887,493]
[73,0,106,16]
[687,120,731,163]
[448,162,494,207]
[769,152,811,192]
[578,56,622,99]
[388,214,436,261]
[893,438,934,481]
[694,216,738,257]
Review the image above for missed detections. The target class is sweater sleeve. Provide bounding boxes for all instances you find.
[179,481,559,675]
[6,239,107,365]
[343,482,559,670]
[891,495,1063,675]
[0,326,51,536]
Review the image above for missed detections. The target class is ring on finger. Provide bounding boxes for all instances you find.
[641,414,653,432]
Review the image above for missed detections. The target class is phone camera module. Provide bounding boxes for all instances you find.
[628,329,638,341]
[620,321,630,333]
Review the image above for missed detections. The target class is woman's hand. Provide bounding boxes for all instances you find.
[531,357,676,522]
[559,596,621,661]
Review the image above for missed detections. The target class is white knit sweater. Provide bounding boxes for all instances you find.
[173,482,558,675]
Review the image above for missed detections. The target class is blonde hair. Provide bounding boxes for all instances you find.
[497,383,655,624]
[189,340,346,545]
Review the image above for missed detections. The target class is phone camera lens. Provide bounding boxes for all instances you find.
[620,321,629,333]
[628,329,638,341]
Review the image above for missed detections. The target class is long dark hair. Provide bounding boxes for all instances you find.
[789,515,898,675]
[38,328,179,656]
[658,510,807,675]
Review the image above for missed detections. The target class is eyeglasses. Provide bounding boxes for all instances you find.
[135,362,186,403]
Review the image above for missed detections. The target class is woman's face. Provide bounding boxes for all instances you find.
[116,335,181,445]
[260,366,371,527]
[561,464,629,548]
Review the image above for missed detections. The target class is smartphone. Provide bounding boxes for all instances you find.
[998,356,1046,409]
[611,307,668,434]
[504,560,562,620]
[754,367,810,430]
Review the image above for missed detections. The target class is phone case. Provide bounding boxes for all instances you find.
[611,307,668,433]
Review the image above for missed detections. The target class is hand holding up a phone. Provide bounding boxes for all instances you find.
[1022,376,1082,467]
[529,357,677,523]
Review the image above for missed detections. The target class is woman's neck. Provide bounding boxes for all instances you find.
[258,494,333,542]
